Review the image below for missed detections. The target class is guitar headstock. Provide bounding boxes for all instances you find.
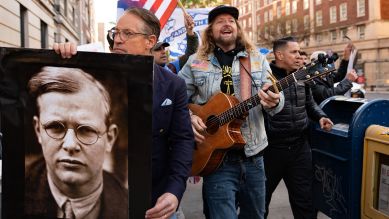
[293,54,337,82]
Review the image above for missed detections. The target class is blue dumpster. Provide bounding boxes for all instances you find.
[311,96,389,219]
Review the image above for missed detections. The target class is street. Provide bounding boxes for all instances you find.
[180,178,330,219]
[180,91,389,219]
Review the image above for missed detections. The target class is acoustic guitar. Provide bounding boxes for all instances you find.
[190,59,336,176]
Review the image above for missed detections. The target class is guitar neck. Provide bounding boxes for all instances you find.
[218,71,302,126]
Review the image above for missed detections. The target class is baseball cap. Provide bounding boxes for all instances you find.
[208,5,239,23]
[153,42,170,51]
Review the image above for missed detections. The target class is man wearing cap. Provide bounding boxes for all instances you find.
[178,5,284,218]
[153,13,199,74]
[153,41,172,71]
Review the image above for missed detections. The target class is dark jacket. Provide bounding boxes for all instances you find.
[311,59,352,104]
[152,65,194,205]
[24,158,128,219]
[264,62,327,148]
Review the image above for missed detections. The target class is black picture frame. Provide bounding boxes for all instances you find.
[0,47,153,219]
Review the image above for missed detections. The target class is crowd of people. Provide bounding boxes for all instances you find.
[22,4,365,219]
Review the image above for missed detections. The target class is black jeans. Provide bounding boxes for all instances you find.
[264,140,316,219]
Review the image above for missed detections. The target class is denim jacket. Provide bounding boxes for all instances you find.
[178,50,284,156]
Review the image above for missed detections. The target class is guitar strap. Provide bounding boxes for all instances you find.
[239,55,251,101]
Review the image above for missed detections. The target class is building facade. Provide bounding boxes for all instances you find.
[0,0,94,49]
[233,0,389,90]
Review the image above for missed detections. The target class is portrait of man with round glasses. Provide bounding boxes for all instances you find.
[24,66,128,219]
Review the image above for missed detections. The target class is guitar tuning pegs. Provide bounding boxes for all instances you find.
[324,68,328,71]
[315,71,319,75]
[306,75,311,79]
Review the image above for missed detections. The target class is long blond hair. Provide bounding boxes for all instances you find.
[197,19,256,60]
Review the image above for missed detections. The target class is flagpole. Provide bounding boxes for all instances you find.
[176,0,189,16]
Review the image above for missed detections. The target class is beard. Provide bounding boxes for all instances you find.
[212,25,237,48]
[214,35,237,48]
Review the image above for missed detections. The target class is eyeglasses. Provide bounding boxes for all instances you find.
[41,121,106,145]
[107,29,148,41]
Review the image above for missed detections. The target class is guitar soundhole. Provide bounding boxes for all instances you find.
[206,115,220,135]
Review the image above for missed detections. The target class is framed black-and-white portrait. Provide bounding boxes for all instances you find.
[0,47,153,219]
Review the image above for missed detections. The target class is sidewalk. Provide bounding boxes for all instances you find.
[180,178,330,219]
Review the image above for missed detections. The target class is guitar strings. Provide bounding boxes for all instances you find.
[203,62,333,128]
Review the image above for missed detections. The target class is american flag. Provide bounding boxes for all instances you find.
[117,0,178,29]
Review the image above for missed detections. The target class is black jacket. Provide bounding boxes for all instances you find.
[264,62,327,148]
[311,59,352,104]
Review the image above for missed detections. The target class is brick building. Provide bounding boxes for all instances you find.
[0,0,94,49]
[233,0,389,90]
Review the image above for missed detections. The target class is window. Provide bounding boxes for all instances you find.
[292,0,297,14]
[330,6,337,23]
[243,19,246,28]
[358,25,365,39]
[264,26,269,38]
[40,20,48,48]
[357,0,366,17]
[286,20,291,34]
[257,1,261,9]
[71,7,75,25]
[54,32,57,43]
[303,0,309,10]
[304,15,310,30]
[249,31,252,40]
[277,5,282,18]
[330,30,337,42]
[316,33,322,43]
[292,19,298,32]
[316,0,321,5]
[316,10,322,27]
[277,24,282,34]
[286,1,290,15]
[74,6,79,28]
[64,0,68,17]
[340,3,347,21]
[269,10,273,21]
[257,14,261,25]
[248,17,252,28]
[340,28,348,41]
[304,37,309,46]
[264,11,268,23]
[248,3,252,12]
[85,1,90,27]
[20,5,28,47]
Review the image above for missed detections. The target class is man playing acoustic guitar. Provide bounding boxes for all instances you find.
[178,5,284,219]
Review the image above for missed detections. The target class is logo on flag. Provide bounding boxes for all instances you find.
[117,0,177,29]
[159,8,211,60]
